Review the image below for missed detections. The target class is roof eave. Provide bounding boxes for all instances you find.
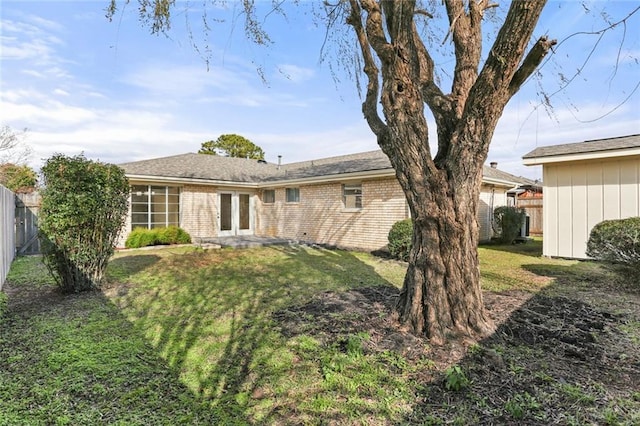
[523,147,640,165]
[481,176,523,188]
[258,168,396,187]
[125,174,260,188]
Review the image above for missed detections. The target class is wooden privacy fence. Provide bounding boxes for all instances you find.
[517,198,543,236]
[15,192,41,255]
[1,185,15,290]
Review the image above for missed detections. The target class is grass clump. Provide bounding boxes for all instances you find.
[0,291,7,320]
[125,226,191,249]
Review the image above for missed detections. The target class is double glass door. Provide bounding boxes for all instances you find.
[218,192,253,236]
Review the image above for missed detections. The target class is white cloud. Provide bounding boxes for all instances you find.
[277,64,315,83]
[53,88,70,96]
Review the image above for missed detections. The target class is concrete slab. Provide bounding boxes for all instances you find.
[196,236,293,249]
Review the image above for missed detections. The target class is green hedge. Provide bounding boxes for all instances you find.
[125,226,192,249]
[388,219,413,261]
[39,154,129,293]
[586,217,640,279]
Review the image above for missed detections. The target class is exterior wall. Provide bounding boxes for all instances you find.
[256,177,408,251]
[477,185,509,242]
[256,177,509,251]
[543,156,640,259]
[180,184,218,240]
[118,177,518,251]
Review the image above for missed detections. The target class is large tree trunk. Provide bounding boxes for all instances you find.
[347,0,553,343]
[395,157,493,345]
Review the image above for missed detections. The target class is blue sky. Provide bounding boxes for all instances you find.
[1,1,639,180]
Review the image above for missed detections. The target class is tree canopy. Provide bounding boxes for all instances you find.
[0,163,37,193]
[198,134,265,160]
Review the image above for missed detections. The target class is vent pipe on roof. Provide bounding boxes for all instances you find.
[490,161,498,169]
[277,155,282,170]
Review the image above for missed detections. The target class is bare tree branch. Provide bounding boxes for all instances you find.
[509,35,557,96]
[0,126,32,165]
[346,0,388,139]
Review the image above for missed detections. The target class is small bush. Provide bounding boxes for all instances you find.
[493,206,526,244]
[388,219,413,261]
[586,217,640,279]
[156,226,191,245]
[125,226,191,249]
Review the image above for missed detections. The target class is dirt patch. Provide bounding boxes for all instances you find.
[275,286,535,360]
[274,284,640,423]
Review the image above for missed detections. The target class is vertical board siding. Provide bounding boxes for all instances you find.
[543,156,640,259]
[1,185,15,290]
[556,166,573,257]
[543,165,558,258]
[571,164,588,258]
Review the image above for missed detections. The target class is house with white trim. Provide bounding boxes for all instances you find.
[119,149,530,251]
[523,134,640,259]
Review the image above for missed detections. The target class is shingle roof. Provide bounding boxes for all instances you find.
[522,134,640,159]
[120,153,282,182]
[273,150,392,180]
[120,150,527,186]
[482,165,535,186]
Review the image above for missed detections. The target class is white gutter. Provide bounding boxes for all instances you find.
[127,169,520,189]
[482,176,523,188]
[523,147,640,165]
[126,174,260,188]
[256,168,396,188]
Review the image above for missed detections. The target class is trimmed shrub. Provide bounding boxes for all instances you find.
[493,206,526,244]
[125,226,192,249]
[156,226,191,245]
[39,154,129,293]
[586,217,640,279]
[388,219,413,261]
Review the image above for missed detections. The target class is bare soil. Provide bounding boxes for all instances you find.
[274,281,640,424]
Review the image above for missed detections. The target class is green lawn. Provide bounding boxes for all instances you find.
[1,241,638,425]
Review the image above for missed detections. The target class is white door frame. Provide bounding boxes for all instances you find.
[217,191,254,237]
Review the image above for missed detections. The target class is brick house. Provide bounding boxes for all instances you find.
[119,150,529,251]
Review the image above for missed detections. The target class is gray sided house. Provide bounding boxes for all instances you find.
[523,134,640,259]
[119,150,529,251]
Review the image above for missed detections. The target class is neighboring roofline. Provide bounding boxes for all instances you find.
[523,147,640,165]
[482,176,526,188]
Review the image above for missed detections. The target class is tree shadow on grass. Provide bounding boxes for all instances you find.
[405,261,640,425]
[0,265,221,424]
[107,244,403,423]
[106,254,161,283]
